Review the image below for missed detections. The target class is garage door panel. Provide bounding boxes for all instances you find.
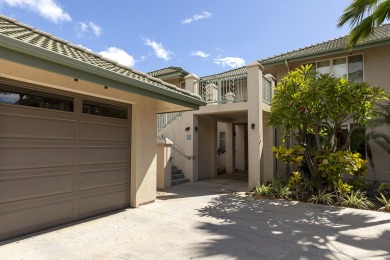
[0,199,74,241]
[80,121,129,142]
[0,112,75,140]
[0,103,76,120]
[0,147,75,170]
[0,173,74,203]
[0,165,76,180]
[0,94,131,241]
[78,167,129,191]
[78,188,129,219]
[79,146,129,165]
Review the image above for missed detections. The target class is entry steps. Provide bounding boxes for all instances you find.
[171,166,190,186]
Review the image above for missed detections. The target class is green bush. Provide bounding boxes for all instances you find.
[270,185,292,200]
[308,189,335,205]
[376,193,390,212]
[339,190,374,209]
[252,184,271,197]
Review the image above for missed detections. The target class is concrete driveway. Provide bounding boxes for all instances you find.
[1,174,390,260]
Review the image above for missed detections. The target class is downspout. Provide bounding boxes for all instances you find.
[284,59,290,72]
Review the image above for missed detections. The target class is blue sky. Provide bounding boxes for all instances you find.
[0,0,353,76]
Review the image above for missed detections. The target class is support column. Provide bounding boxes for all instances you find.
[225,122,234,173]
[182,74,200,182]
[247,62,264,188]
[184,115,198,182]
[235,125,246,171]
[157,138,172,189]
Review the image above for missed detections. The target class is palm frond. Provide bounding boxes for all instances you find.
[338,0,390,48]
[337,0,379,28]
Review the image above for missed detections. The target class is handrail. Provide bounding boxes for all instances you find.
[171,146,196,160]
[157,136,196,160]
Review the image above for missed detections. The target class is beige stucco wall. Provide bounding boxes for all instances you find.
[0,58,160,206]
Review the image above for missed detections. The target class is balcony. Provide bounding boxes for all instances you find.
[195,73,272,105]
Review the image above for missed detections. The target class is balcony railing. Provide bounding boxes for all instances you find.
[157,112,182,132]
[195,74,247,104]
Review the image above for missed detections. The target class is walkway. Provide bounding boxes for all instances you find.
[1,176,390,259]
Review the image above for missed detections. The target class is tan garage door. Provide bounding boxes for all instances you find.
[0,85,131,241]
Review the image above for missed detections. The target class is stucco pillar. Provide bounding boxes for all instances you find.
[130,101,158,207]
[225,122,234,173]
[184,115,199,181]
[157,138,172,189]
[184,73,200,94]
[247,62,264,188]
[235,125,246,171]
[197,116,218,179]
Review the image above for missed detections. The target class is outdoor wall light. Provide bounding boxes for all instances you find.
[185,126,190,131]
[194,126,198,132]
[251,123,255,129]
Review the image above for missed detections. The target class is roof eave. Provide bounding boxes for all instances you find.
[259,38,390,67]
[0,34,206,108]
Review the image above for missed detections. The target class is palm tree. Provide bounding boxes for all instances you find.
[338,0,390,48]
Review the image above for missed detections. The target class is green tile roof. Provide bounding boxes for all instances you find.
[259,23,390,66]
[147,66,189,78]
[200,66,247,80]
[0,15,203,104]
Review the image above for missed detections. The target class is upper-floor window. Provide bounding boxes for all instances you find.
[0,84,74,112]
[307,54,363,83]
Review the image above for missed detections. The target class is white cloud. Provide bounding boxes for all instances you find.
[181,11,212,24]
[99,47,135,68]
[2,0,71,23]
[76,21,102,37]
[89,21,102,37]
[191,50,209,58]
[214,57,245,68]
[144,38,172,61]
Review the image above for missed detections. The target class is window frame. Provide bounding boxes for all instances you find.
[307,53,364,82]
[0,83,74,113]
[82,99,129,120]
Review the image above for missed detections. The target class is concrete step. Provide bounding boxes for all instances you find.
[171,169,183,175]
[172,166,178,171]
[172,173,185,180]
[171,178,190,186]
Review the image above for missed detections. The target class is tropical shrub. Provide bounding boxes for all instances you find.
[339,190,374,209]
[268,65,387,185]
[376,193,390,212]
[253,183,271,197]
[317,150,368,192]
[308,189,335,205]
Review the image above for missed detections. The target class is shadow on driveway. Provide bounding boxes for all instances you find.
[194,193,390,259]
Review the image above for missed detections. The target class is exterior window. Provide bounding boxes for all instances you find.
[82,100,127,119]
[333,58,347,79]
[317,60,330,75]
[348,55,363,83]
[0,84,73,112]
[219,132,226,152]
[306,54,363,82]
